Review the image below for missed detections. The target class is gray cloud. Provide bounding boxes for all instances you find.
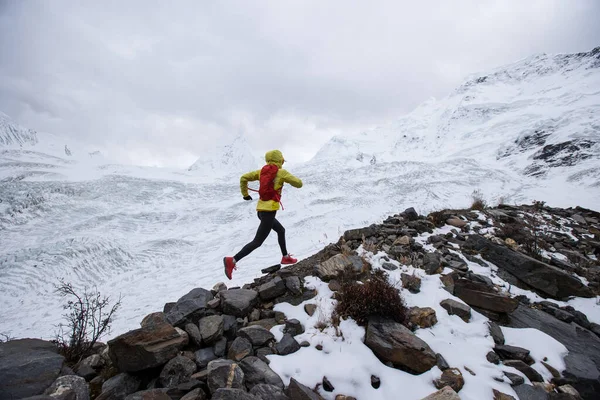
[1,0,599,167]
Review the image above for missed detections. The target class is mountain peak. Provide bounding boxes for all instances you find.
[188,133,260,176]
[0,113,39,146]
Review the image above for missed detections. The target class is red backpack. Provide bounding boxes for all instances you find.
[258,164,281,202]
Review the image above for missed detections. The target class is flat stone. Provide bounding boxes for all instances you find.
[276,333,301,356]
[513,384,550,400]
[221,289,259,317]
[503,360,543,382]
[228,337,253,362]
[258,277,287,301]
[262,264,281,274]
[314,254,364,281]
[494,345,534,365]
[488,321,505,345]
[165,288,214,326]
[199,315,224,345]
[239,356,284,390]
[440,299,471,322]
[285,377,324,400]
[250,384,288,400]
[238,326,275,347]
[454,279,518,313]
[504,372,525,386]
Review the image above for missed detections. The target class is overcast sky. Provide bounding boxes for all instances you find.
[1,1,599,168]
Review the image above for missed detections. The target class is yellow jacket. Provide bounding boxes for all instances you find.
[240,150,303,211]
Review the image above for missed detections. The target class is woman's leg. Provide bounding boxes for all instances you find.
[234,211,276,261]
[271,217,288,256]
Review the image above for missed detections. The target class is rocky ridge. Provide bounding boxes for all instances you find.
[1,203,599,400]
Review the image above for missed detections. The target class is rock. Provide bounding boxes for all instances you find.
[284,319,305,336]
[124,389,171,400]
[403,208,419,221]
[436,354,450,371]
[207,359,245,394]
[238,325,276,347]
[493,389,517,400]
[440,299,471,322]
[284,276,302,296]
[420,386,461,400]
[75,354,104,381]
[382,262,399,271]
[221,289,259,317]
[328,280,342,291]
[255,347,277,364]
[248,319,278,331]
[401,273,422,293]
[509,304,600,399]
[394,235,412,246]
[214,337,227,358]
[250,384,289,400]
[159,355,197,388]
[454,279,518,313]
[408,307,438,328]
[96,373,141,400]
[322,377,334,392]
[180,388,207,400]
[304,304,317,317]
[365,316,437,374]
[199,315,224,345]
[262,264,281,274]
[141,312,169,329]
[423,253,443,275]
[557,384,582,398]
[434,368,464,393]
[275,290,318,307]
[212,282,228,295]
[285,377,324,400]
[465,235,593,299]
[258,277,287,301]
[503,360,544,382]
[276,333,301,356]
[486,351,500,364]
[504,372,525,386]
[513,384,550,400]
[108,323,189,372]
[541,361,561,379]
[185,323,203,347]
[195,348,218,369]
[494,345,534,365]
[0,339,65,399]
[239,356,284,390]
[371,375,381,388]
[212,388,258,400]
[335,396,357,400]
[314,254,364,281]
[447,218,468,228]
[344,227,377,241]
[43,375,89,400]
[249,308,261,322]
[166,288,214,326]
[488,321,505,345]
[228,337,253,361]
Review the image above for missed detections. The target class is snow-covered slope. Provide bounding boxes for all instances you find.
[1,47,599,348]
[188,134,261,177]
[0,112,39,146]
[313,46,600,186]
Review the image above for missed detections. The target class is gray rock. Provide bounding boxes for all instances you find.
[207,360,245,394]
[195,348,218,369]
[159,355,197,388]
[0,338,65,400]
[465,235,593,299]
[436,353,450,370]
[434,368,464,393]
[255,347,276,364]
[276,334,301,356]
[365,316,436,374]
[248,319,278,331]
[401,273,421,293]
[304,304,317,317]
[284,319,305,336]
[75,354,103,381]
[382,262,399,271]
[563,352,600,397]
[238,326,275,347]
[403,207,419,221]
[185,323,203,347]
[314,254,364,281]
[513,384,550,400]
[124,389,171,400]
[258,277,287,301]
[239,356,284,390]
[504,372,525,386]
[262,265,281,274]
[284,276,302,296]
[212,388,259,400]
[420,386,461,400]
[44,375,89,400]
[407,306,438,328]
[214,337,227,357]
[440,299,471,322]
[221,290,259,317]
[423,253,443,275]
[108,324,189,372]
[199,315,224,345]
[488,321,505,345]
[228,337,253,361]
[486,351,500,364]
[250,383,289,400]
[494,345,534,364]
[285,378,324,400]
[180,388,207,400]
[141,312,169,329]
[503,360,543,382]
[97,373,141,400]
[166,288,214,326]
[344,227,376,241]
[212,282,228,295]
[453,279,518,313]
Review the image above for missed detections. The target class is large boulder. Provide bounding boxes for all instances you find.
[509,305,600,399]
[199,315,224,345]
[239,356,284,390]
[422,253,443,275]
[314,254,364,281]
[465,235,593,299]
[159,355,197,388]
[108,324,189,372]
[453,279,518,313]
[166,288,214,326]
[257,277,287,301]
[238,326,275,347]
[207,359,245,394]
[365,317,437,374]
[221,289,259,317]
[0,338,65,400]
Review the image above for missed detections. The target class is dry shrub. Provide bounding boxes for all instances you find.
[470,189,487,211]
[428,210,447,227]
[334,269,407,327]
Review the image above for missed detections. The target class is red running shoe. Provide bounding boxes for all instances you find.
[223,257,236,280]
[281,254,298,265]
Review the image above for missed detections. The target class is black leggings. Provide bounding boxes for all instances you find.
[234,211,288,261]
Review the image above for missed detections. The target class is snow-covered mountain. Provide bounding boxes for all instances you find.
[1,46,599,355]
[188,134,262,177]
[0,112,39,146]
[313,46,600,185]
